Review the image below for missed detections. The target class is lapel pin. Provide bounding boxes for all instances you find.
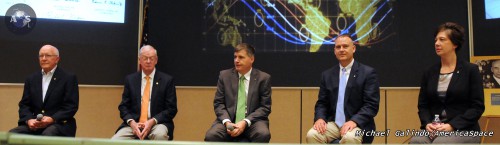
[353,75,356,78]
[53,78,56,81]
[156,82,159,85]
[457,71,459,74]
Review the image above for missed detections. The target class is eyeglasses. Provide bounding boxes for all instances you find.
[39,54,58,59]
[140,56,157,61]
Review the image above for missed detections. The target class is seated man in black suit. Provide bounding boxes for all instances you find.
[112,45,177,140]
[10,44,79,137]
[306,34,380,144]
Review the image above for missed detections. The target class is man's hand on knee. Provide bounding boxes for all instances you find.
[340,121,357,136]
[313,119,327,134]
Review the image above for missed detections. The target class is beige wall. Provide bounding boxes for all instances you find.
[1,85,477,143]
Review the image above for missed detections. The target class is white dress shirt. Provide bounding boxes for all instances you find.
[41,66,57,103]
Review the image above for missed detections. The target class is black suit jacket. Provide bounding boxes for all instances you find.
[418,60,485,131]
[17,67,79,136]
[116,70,177,139]
[212,68,272,124]
[490,77,500,88]
[314,61,380,132]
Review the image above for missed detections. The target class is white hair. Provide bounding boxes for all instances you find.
[139,45,157,56]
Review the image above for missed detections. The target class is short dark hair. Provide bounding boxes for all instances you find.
[334,34,355,46]
[336,34,354,41]
[234,43,255,57]
[435,22,465,51]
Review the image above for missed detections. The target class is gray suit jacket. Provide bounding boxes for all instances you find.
[212,68,272,124]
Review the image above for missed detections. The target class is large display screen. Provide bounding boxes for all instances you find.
[0,0,139,85]
[485,0,500,19]
[203,0,396,53]
[472,0,500,56]
[1,0,125,23]
[149,0,470,87]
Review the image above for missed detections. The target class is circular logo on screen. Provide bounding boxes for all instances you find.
[4,3,37,35]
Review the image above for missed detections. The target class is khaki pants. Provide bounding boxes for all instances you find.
[306,121,363,144]
[111,124,169,140]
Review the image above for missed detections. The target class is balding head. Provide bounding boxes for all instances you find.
[492,60,500,79]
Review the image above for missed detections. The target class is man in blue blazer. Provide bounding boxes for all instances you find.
[306,35,380,144]
[10,45,79,137]
[112,45,177,140]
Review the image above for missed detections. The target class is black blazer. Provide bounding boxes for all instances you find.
[418,60,485,131]
[490,77,500,88]
[314,61,380,132]
[116,70,177,139]
[212,68,272,124]
[17,67,79,136]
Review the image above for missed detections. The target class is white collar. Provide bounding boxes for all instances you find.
[41,66,57,75]
[142,68,156,79]
[238,68,252,80]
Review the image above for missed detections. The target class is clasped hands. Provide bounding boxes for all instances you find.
[225,121,247,137]
[426,123,453,139]
[130,119,156,140]
[27,116,54,131]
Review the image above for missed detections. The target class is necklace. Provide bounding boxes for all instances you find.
[439,72,453,82]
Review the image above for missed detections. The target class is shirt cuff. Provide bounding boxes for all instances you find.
[126,119,134,126]
[244,119,251,127]
[222,119,231,125]
[153,118,158,124]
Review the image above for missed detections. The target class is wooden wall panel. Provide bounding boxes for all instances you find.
[301,89,318,143]
[0,85,23,132]
[268,89,301,143]
[385,89,420,144]
[75,87,123,138]
[173,88,216,141]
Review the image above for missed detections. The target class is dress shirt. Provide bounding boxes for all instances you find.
[127,68,158,125]
[222,68,253,127]
[339,59,354,83]
[41,66,57,103]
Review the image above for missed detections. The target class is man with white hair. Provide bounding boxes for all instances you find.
[10,45,79,137]
[112,45,177,140]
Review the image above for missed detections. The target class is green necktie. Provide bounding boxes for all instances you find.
[235,76,246,122]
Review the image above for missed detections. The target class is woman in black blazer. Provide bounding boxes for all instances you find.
[410,22,485,144]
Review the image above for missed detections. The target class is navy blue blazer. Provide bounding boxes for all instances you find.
[418,60,485,131]
[17,67,79,136]
[116,70,178,139]
[314,61,380,132]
